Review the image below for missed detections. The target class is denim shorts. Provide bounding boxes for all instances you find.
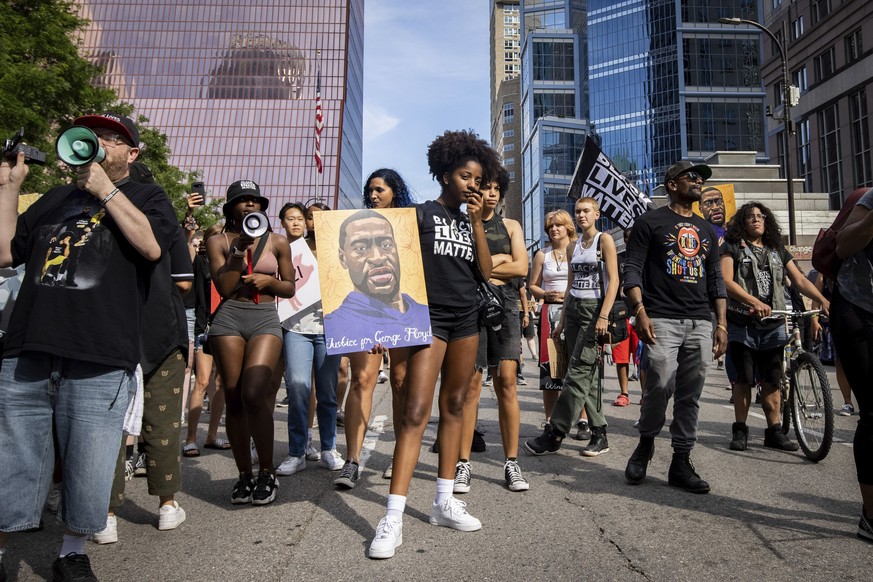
[727,323,786,352]
[476,286,521,369]
[208,299,282,341]
[0,353,132,534]
[185,308,196,343]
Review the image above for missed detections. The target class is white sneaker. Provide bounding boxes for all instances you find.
[318,449,344,471]
[305,438,321,461]
[158,501,186,531]
[429,497,482,532]
[91,514,118,544]
[275,455,306,476]
[368,517,402,559]
[377,371,389,384]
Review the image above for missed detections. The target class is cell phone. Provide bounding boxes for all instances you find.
[191,182,206,205]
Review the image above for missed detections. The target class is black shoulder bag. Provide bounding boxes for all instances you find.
[473,247,505,331]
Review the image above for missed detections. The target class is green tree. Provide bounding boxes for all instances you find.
[0,0,116,193]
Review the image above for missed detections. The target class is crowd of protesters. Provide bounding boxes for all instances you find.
[0,115,870,580]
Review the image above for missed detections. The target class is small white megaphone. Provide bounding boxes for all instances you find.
[55,126,106,166]
[242,211,269,239]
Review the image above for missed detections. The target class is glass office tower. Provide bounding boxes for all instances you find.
[77,0,364,213]
[587,0,766,195]
[520,0,590,251]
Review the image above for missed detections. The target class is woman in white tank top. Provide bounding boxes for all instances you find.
[529,209,574,424]
[524,197,618,458]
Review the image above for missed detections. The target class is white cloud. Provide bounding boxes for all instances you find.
[363,104,401,143]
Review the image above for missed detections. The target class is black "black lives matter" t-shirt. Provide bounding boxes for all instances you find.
[623,206,726,320]
[6,181,177,370]
[416,200,477,310]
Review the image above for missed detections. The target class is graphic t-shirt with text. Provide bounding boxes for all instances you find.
[417,200,477,311]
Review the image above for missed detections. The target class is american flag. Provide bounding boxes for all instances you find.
[314,66,323,174]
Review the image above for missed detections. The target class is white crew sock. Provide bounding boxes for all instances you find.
[386,494,406,522]
[435,478,454,505]
[59,533,87,557]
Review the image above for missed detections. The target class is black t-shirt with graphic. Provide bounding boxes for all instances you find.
[140,226,193,375]
[416,200,477,310]
[5,181,177,370]
[623,206,726,320]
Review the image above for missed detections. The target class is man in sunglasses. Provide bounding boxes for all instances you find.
[0,113,177,581]
[622,160,728,494]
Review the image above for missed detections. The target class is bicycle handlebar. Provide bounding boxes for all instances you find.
[761,309,822,321]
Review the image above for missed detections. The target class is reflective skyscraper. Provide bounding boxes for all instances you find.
[587,1,766,195]
[77,1,364,213]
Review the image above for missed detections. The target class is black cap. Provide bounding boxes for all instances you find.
[223,180,269,215]
[664,161,712,186]
[73,113,139,148]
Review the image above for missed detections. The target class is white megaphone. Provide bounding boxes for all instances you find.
[242,211,269,239]
[55,126,106,166]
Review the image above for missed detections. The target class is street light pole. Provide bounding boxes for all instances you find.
[720,17,797,245]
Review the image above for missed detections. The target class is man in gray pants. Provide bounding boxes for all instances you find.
[622,160,728,493]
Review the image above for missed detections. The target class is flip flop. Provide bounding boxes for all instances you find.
[203,438,231,450]
[182,442,200,457]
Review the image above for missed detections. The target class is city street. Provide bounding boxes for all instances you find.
[5,355,871,581]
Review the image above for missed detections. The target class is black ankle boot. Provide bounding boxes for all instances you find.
[668,451,710,493]
[764,425,799,451]
[581,426,609,457]
[625,437,655,484]
[729,422,748,451]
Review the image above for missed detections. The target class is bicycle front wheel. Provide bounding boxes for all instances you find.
[789,351,834,462]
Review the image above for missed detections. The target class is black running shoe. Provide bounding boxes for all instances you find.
[524,423,562,455]
[52,553,97,582]
[252,470,278,506]
[334,460,360,490]
[859,509,873,544]
[231,472,255,505]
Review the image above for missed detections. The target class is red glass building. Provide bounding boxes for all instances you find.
[77,0,365,213]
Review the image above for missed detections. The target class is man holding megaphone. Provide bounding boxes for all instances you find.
[0,112,177,582]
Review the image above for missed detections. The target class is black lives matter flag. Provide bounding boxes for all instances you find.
[567,136,654,228]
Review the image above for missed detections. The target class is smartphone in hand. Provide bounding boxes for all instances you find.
[190,181,206,206]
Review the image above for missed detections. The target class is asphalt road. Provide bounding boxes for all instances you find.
[5,355,872,581]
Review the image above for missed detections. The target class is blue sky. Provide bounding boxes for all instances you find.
[362,1,491,202]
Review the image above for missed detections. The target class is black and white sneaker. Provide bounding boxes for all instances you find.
[524,423,562,455]
[859,509,873,544]
[52,553,96,582]
[334,460,360,490]
[453,461,471,494]
[252,470,278,506]
[231,473,255,505]
[504,460,530,492]
[276,396,289,408]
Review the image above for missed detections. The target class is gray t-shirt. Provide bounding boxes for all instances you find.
[836,188,873,313]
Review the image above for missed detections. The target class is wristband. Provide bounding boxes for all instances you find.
[598,315,609,321]
[634,304,645,316]
[716,324,728,333]
[100,187,120,205]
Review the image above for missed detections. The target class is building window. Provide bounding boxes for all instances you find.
[532,39,575,82]
[813,46,835,83]
[504,13,519,25]
[504,39,519,50]
[774,81,784,107]
[811,0,831,25]
[508,171,515,180]
[504,27,518,37]
[503,129,514,139]
[818,104,842,204]
[797,118,812,191]
[505,51,519,62]
[504,157,515,166]
[772,29,785,58]
[791,17,804,41]
[533,91,575,119]
[773,0,782,7]
[845,29,863,64]
[504,143,515,152]
[792,65,807,93]
[504,63,520,76]
[503,102,515,124]
[850,89,872,187]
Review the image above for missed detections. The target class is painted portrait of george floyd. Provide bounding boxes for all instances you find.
[692,183,737,245]
[315,208,432,355]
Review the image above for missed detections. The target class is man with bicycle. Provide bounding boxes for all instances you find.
[623,161,728,494]
[718,202,829,452]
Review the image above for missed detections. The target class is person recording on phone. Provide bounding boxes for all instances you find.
[0,112,177,581]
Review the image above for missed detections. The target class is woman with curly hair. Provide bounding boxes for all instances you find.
[368,130,500,559]
[335,169,415,489]
[206,181,295,506]
[720,201,828,452]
